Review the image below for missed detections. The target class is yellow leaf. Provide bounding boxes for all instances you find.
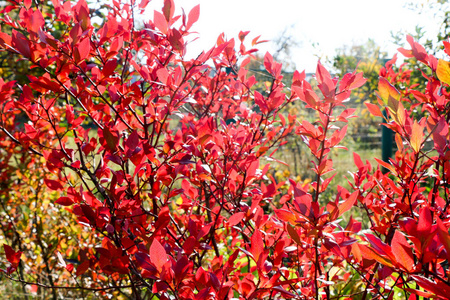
[396,101,406,126]
[387,95,399,118]
[436,59,450,85]
[377,77,400,105]
[411,121,423,153]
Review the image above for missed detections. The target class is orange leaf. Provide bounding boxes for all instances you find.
[377,77,400,105]
[287,224,301,245]
[410,120,423,153]
[24,0,32,9]
[374,157,395,174]
[396,101,406,126]
[358,244,395,268]
[274,209,297,224]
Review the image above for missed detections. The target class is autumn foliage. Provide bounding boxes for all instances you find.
[1,0,450,299]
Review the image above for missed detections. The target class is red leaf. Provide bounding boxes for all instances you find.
[228,212,245,227]
[365,234,395,261]
[12,30,31,58]
[3,244,22,267]
[437,218,450,261]
[391,230,415,272]
[162,0,175,22]
[274,209,297,223]
[417,206,432,237]
[431,117,448,155]
[168,28,184,51]
[353,152,364,169]
[238,30,250,42]
[365,102,383,117]
[135,251,156,272]
[412,275,450,298]
[251,229,264,262]
[316,61,335,97]
[71,161,81,169]
[156,67,170,85]
[125,130,140,153]
[150,239,168,273]
[186,5,200,30]
[197,223,212,240]
[444,41,450,56]
[374,157,395,174]
[340,71,367,91]
[254,91,268,113]
[397,47,413,58]
[44,178,63,191]
[102,59,117,78]
[66,104,74,124]
[74,0,90,30]
[139,0,150,10]
[404,288,435,299]
[154,10,168,34]
[406,35,428,63]
[0,31,12,49]
[55,196,74,206]
[338,190,358,217]
[263,52,273,74]
[102,127,118,152]
[30,10,45,33]
[75,37,90,64]
[76,260,90,276]
[24,123,38,139]
[251,35,268,46]
[66,263,74,273]
[304,89,320,108]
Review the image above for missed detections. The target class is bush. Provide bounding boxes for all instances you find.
[1,1,450,299]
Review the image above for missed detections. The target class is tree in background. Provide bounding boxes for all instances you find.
[331,40,389,150]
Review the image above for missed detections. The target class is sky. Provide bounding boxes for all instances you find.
[144,0,441,72]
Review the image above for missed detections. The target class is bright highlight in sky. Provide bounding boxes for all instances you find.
[146,0,439,72]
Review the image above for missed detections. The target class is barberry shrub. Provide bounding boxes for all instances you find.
[1,0,450,299]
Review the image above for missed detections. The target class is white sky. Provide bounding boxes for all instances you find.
[144,0,440,72]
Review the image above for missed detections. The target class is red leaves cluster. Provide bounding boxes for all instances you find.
[1,0,450,299]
